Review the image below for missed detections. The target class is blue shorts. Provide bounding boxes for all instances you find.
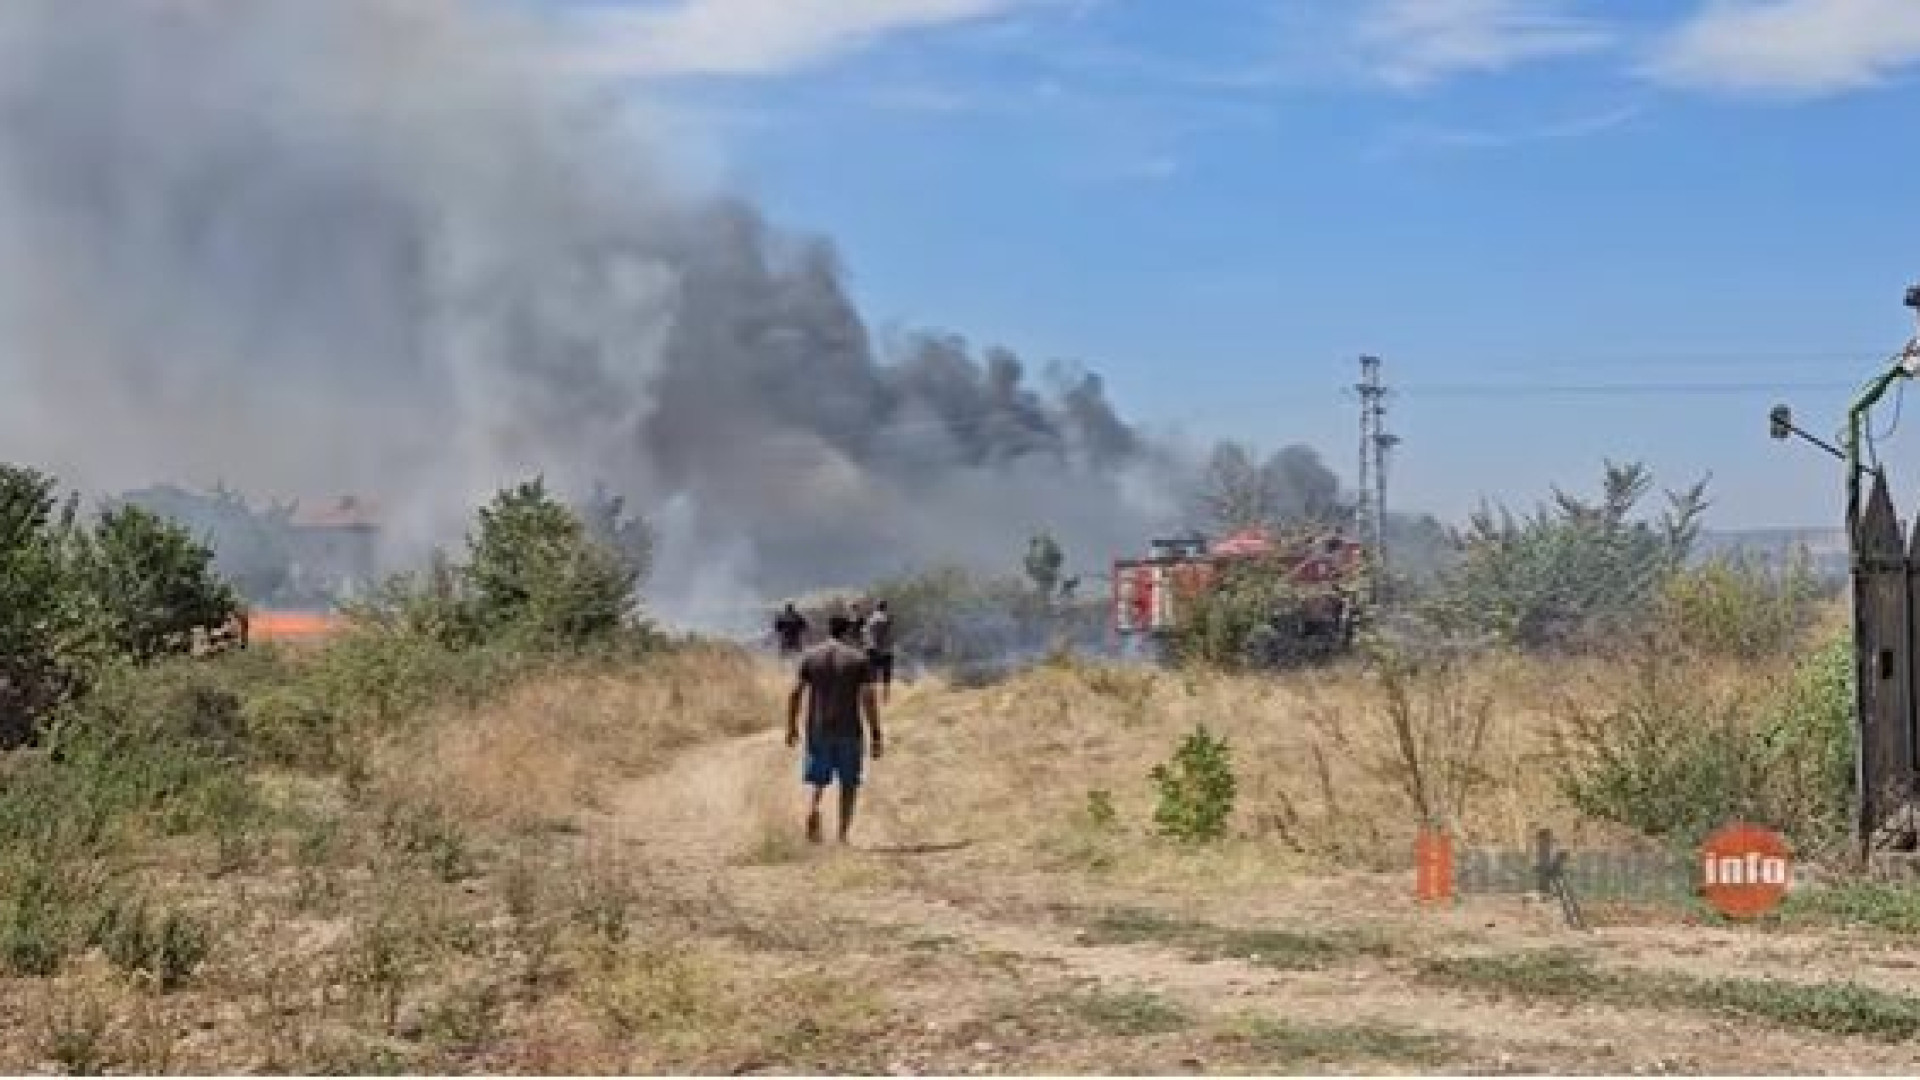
[803,737,864,789]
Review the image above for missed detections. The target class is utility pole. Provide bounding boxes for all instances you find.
[1355,356,1398,602]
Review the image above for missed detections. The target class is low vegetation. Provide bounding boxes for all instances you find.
[1421,949,1920,1042]
[1075,908,1391,970]
[1217,1017,1454,1069]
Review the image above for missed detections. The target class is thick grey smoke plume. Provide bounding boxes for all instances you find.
[0,0,1187,627]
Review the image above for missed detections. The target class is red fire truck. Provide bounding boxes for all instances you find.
[1111,527,1364,661]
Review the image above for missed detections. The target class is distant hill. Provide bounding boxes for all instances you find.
[1695,526,1849,581]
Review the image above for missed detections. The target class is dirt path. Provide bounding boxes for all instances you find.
[599,728,1920,1075]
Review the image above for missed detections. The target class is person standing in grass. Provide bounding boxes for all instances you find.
[773,601,808,657]
[786,613,885,844]
[864,598,896,703]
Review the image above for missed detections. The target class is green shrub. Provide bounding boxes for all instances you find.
[464,477,639,647]
[0,464,243,749]
[1657,554,1823,660]
[0,859,98,977]
[1150,725,1238,842]
[1557,629,1855,852]
[1758,630,1855,853]
[379,798,473,883]
[76,503,239,662]
[0,465,110,748]
[1555,649,1768,848]
[93,892,211,990]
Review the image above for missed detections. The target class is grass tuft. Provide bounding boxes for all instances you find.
[1421,948,1920,1041]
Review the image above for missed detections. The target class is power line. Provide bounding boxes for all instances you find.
[1392,380,1858,397]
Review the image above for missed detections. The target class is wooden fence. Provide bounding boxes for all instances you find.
[1854,473,1920,846]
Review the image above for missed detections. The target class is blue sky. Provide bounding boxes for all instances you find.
[541,0,1920,529]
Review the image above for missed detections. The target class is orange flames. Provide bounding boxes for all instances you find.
[248,609,344,642]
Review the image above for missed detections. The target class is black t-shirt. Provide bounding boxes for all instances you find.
[799,640,872,741]
[774,611,806,646]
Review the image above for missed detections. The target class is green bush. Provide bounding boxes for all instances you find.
[77,504,239,662]
[1557,628,1856,852]
[343,478,650,659]
[1656,554,1823,660]
[1556,658,1765,848]
[1150,726,1238,843]
[93,891,212,990]
[0,464,241,748]
[1758,631,1855,852]
[0,466,110,747]
[0,859,100,977]
[864,563,1104,675]
[464,477,639,648]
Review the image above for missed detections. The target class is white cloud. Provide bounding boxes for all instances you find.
[1646,0,1920,96]
[1370,102,1645,157]
[561,0,1027,79]
[1356,0,1614,89]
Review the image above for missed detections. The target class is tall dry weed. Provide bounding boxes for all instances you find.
[1369,647,1497,831]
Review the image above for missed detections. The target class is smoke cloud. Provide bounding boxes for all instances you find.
[0,0,1191,628]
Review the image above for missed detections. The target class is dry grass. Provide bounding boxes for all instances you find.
[864,653,1602,879]
[859,635,1829,892]
[368,644,781,832]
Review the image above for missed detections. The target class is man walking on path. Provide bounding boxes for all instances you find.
[864,599,896,703]
[787,614,884,844]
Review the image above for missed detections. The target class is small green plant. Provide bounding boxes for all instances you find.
[342,913,417,1035]
[93,894,211,990]
[1051,987,1189,1035]
[1227,1017,1453,1067]
[1085,789,1117,830]
[420,982,504,1052]
[1150,725,1237,842]
[380,799,472,883]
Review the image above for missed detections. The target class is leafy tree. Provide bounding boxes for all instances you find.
[77,505,240,662]
[1423,461,1710,651]
[0,466,238,746]
[463,477,638,646]
[0,466,106,746]
[114,483,296,603]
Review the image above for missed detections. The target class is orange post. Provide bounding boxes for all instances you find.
[1415,827,1454,904]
